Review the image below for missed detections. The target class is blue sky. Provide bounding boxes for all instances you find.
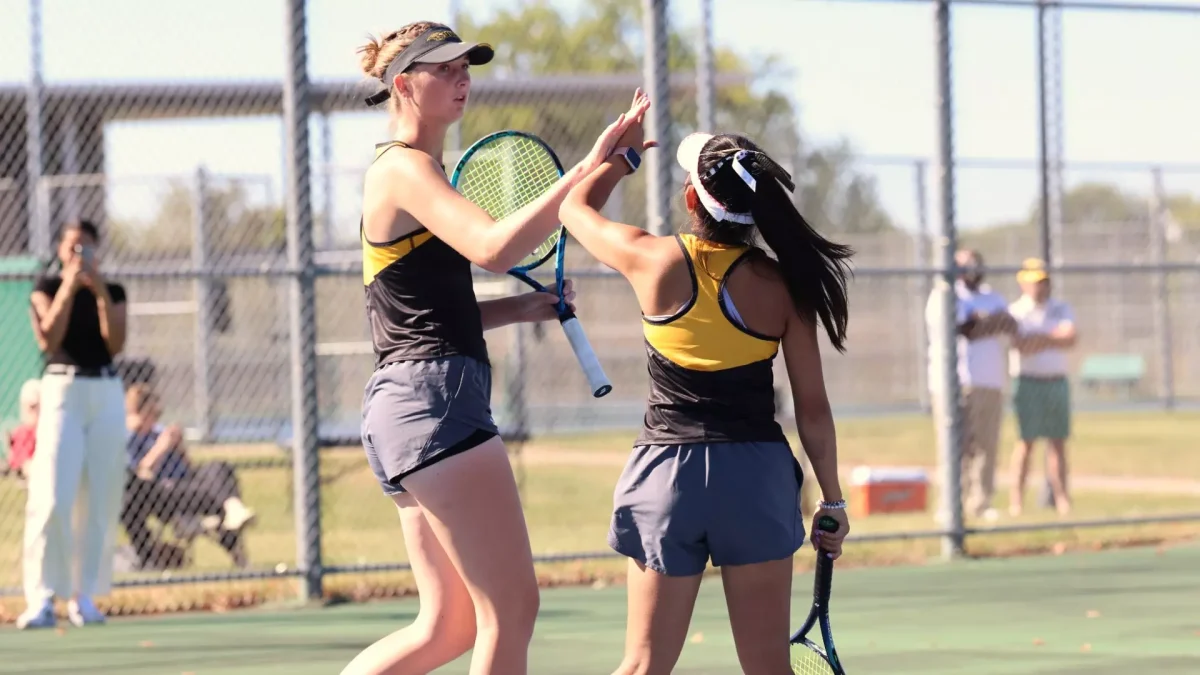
[2,0,1199,245]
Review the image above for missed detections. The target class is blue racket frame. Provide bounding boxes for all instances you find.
[790,515,847,674]
[451,130,613,398]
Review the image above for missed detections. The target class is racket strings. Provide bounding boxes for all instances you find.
[791,644,836,675]
[456,136,563,269]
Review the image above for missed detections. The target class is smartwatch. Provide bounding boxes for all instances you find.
[611,146,642,174]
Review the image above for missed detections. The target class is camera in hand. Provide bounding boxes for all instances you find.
[73,243,95,265]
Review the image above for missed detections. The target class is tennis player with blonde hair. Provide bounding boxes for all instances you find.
[340,21,647,675]
[559,117,853,674]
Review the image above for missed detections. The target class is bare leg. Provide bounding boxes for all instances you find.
[612,559,704,675]
[722,558,794,675]
[1046,439,1072,515]
[339,494,476,675]
[1008,440,1034,517]
[401,437,540,675]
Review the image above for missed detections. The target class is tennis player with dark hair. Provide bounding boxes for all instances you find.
[340,22,647,675]
[559,126,853,675]
[20,219,128,630]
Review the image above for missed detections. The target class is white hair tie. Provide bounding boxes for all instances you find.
[690,150,759,224]
[730,150,757,192]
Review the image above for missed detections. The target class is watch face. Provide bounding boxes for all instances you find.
[625,149,642,170]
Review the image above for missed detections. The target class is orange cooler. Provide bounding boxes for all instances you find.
[850,466,929,516]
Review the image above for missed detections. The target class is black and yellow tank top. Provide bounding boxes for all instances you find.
[362,141,488,369]
[635,233,786,446]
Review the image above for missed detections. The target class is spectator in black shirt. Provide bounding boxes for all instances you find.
[18,220,129,631]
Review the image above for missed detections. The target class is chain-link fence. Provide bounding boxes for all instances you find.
[2,0,1200,619]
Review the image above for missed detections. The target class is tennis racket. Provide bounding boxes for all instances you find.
[450,130,613,398]
[790,515,847,674]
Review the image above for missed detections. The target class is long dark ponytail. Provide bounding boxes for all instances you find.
[689,134,853,352]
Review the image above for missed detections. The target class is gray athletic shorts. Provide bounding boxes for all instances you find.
[608,441,806,577]
[360,355,499,496]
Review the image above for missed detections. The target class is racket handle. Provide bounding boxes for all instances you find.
[812,515,839,606]
[560,316,613,398]
[813,517,838,607]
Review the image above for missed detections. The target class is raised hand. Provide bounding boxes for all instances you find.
[62,253,86,293]
[577,89,654,179]
[615,88,659,156]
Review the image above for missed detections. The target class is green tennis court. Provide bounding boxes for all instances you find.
[4,543,1197,674]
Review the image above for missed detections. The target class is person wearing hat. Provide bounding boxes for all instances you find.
[343,21,646,674]
[1007,258,1077,516]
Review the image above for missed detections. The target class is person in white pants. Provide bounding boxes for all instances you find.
[19,220,128,630]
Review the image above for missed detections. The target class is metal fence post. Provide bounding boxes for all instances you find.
[696,0,716,132]
[61,107,80,220]
[914,160,932,414]
[934,0,965,559]
[448,0,464,154]
[1036,0,1065,510]
[506,277,531,494]
[192,167,214,442]
[25,0,46,258]
[643,0,673,236]
[319,111,335,251]
[283,0,322,601]
[1150,167,1175,410]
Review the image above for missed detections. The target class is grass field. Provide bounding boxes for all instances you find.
[1,409,1197,621]
[529,409,1200,479]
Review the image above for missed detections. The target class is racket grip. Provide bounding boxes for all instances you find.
[560,316,613,398]
[813,515,839,606]
[814,544,836,608]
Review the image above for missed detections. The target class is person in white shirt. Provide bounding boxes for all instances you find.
[926,249,1016,521]
[1007,258,1077,517]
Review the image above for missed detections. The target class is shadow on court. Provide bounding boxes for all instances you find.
[2,544,1197,674]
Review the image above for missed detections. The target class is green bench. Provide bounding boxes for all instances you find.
[1078,353,1146,398]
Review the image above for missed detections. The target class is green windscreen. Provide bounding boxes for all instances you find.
[0,256,44,460]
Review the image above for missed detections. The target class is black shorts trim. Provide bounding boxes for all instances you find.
[387,428,498,489]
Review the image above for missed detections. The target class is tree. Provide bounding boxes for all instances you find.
[799,142,894,235]
[962,181,1200,259]
[456,0,894,234]
[1163,194,1200,228]
[108,174,286,258]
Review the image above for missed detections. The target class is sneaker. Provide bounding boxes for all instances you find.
[16,601,56,630]
[67,596,106,627]
[222,499,257,532]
